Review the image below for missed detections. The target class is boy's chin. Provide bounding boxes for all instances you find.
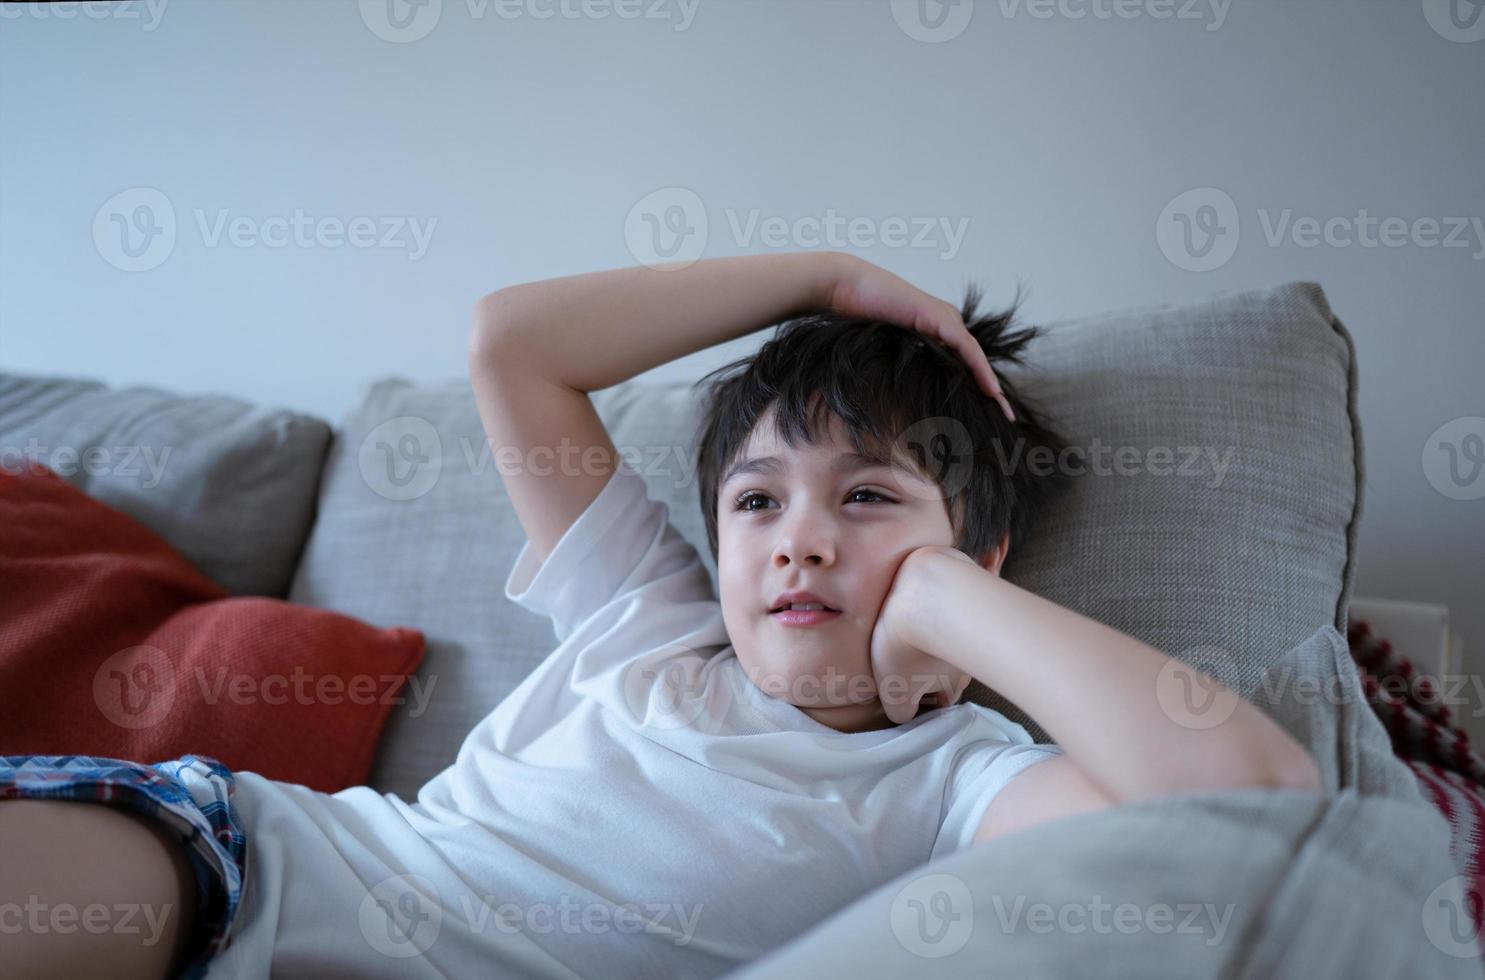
[803,693,948,730]
[796,697,898,733]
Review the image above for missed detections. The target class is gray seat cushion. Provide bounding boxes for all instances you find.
[0,370,330,597]
[290,279,1362,797]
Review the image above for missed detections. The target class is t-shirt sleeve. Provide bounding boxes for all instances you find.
[932,734,1065,861]
[503,466,717,645]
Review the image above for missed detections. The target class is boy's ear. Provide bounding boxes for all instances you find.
[976,533,1010,576]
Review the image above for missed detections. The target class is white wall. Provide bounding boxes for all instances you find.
[2,0,1482,703]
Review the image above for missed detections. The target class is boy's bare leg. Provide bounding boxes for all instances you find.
[0,799,199,980]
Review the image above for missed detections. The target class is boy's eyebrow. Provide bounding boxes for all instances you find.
[723,450,897,487]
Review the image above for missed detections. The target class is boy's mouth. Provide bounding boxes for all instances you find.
[767,590,841,614]
[769,607,843,627]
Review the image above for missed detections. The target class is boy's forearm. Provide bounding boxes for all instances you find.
[905,549,1321,804]
[470,252,849,393]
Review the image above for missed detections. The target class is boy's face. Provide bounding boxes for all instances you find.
[716,406,1006,733]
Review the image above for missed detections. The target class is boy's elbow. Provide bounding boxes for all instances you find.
[469,289,524,361]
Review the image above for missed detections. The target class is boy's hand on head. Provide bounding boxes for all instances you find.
[868,546,974,726]
[824,253,1016,423]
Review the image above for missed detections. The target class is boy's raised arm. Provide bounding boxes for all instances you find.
[466,253,847,564]
[895,547,1323,808]
[469,252,847,395]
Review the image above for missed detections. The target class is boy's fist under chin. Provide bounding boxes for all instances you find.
[868,546,975,726]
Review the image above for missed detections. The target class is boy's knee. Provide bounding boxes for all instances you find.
[0,799,198,980]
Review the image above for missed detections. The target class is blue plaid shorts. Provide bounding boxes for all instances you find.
[0,754,247,979]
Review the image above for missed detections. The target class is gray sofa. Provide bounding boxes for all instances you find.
[4,281,1477,977]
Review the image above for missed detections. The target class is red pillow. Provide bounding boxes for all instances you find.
[0,461,425,792]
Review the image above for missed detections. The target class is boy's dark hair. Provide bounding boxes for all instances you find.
[691,283,1072,574]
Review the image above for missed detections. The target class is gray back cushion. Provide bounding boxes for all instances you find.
[290,280,1362,798]
[0,370,331,597]
[972,280,1362,738]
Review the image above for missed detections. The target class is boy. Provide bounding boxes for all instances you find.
[0,251,1320,979]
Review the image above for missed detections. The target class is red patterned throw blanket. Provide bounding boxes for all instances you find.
[1348,619,1485,933]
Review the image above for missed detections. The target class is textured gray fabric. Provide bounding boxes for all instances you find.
[1251,623,1430,804]
[0,369,330,597]
[720,626,1483,980]
[966,280,1364,740]
[291,279,1363,797]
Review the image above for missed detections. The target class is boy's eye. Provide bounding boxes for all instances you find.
[732,488,892,512]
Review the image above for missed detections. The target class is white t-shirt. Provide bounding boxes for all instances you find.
[205,466,1060,980]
